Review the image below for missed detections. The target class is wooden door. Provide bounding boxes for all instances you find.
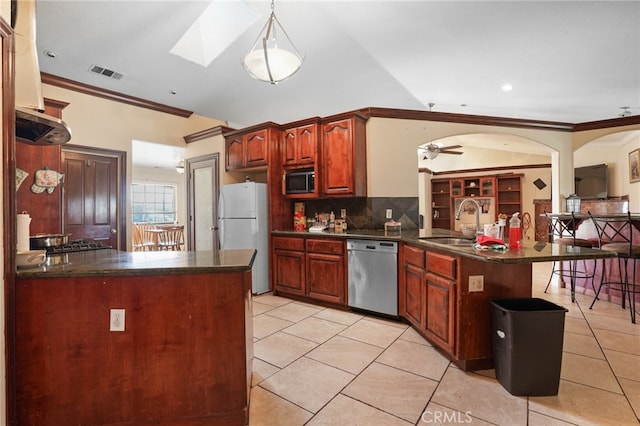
[62,148,122,248]
[186,154,219,251]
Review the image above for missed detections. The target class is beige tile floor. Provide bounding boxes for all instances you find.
[249,262,640,425]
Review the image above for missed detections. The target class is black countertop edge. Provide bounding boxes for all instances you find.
[16,249,257,279]
[271,229,616,264]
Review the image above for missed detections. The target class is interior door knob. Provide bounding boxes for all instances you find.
[111,229,117,234]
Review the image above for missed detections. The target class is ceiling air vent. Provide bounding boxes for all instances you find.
[89,64,125,80]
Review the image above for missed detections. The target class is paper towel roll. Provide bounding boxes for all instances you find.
[17,213,31,252]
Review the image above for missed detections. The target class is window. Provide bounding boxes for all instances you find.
[132,183,177,223]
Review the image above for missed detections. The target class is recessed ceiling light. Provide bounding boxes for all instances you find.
[502,84,513,92]
[170,90,177,95]
[43,50,57,58]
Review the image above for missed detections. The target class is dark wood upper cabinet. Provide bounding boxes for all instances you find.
[224,123,279,171]
[320,113,367,197]
[282,120,319,167]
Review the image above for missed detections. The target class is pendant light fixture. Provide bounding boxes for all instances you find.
[242,0,304,84]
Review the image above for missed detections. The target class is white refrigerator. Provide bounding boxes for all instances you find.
[218,182,269,294]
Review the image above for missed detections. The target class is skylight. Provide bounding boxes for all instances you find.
[170,0,259,68]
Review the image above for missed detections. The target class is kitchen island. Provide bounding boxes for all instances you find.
[271,228,614,370]
[14,249,255,426]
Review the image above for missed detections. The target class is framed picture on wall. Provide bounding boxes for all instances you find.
[630,149,640,183]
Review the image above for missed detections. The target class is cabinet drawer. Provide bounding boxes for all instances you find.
[272,236,304,251]
[306,239,344,255]
[426,252,456,280]
[403,245,426,268]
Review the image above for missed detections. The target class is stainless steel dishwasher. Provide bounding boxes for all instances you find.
[347,239,398,316]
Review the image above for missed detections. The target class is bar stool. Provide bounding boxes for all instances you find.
[588,211,640,323]
[544,212,597,302]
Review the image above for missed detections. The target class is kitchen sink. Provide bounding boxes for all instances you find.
[421,237,475,246]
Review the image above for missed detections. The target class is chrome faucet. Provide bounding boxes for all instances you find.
[455,198,482,237]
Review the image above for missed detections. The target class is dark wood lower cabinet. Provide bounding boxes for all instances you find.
[272,237,306,297]
[424,272,455,354]
[401,263,426,329]
[15,271,253,426]
[272,236,347,306]
[400,243,532,371]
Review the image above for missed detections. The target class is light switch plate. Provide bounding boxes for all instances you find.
[469,275,484,292]
[110,309,125,332]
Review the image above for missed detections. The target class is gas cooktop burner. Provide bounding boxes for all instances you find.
[46,239,112,254]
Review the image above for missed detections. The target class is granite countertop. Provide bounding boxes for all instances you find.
[16,249,256,278]
[272,228,616,264]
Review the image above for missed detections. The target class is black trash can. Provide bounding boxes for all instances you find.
[490,298,568,396]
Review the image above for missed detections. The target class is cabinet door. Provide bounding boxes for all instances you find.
[402,263,426,329]
[282,128,298,165]
[283,124,317,167]
[424,272,455,353]
[244,129,268,168]
[296,124,317,165]
[306,252,345,304]
[273,249,306,296]
[322,119,354,195]
[225,136,244,170]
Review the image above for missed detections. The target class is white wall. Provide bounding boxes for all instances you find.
[366,117,572,202]
[42,84,226,250]
[366,117,640,214]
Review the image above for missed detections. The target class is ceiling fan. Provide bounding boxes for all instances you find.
[420,143,463,160]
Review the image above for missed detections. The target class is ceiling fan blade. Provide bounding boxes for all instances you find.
[441,144,462,149]
[441,150,463,155]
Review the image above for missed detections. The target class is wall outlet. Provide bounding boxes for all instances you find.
[110,309,125,332]
[385,209,393,219]
[469,275,484,292]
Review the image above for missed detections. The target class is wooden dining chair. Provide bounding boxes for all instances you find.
[133,222,155,251]
[157,226,185,251]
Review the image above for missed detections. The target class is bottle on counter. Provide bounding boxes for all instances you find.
[340,209,347,232]
[329,211,335,231]
[509,212,522,249]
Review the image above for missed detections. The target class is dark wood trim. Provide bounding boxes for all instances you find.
[61,145,127,251]
[39,72,639,134]
[1,15,17,426]
[572,114,640,132]
[184,125,235,143]
[222,121,282,138]
[359,107,575,131]
[40,73,193,118]
[42,97,69,112]
[421,163,551,176]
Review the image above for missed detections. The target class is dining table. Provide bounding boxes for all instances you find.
[143,225,184,251]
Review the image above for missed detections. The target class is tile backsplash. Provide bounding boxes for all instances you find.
[300,197,419,230]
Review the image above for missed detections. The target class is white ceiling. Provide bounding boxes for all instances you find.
[31,1,640,168]
[34,0,640,128]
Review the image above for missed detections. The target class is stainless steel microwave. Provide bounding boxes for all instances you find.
[284,169,315,194]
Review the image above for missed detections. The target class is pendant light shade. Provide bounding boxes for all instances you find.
[243,0,303,84]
